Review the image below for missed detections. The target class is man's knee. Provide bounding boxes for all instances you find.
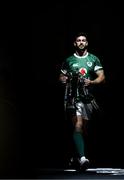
[75,126,83,133]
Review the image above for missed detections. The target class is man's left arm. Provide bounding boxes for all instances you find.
[91,69,105,84]
[84,69,105,86]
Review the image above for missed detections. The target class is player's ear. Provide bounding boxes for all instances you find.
[86,41,88,46]
[74,41,76,47]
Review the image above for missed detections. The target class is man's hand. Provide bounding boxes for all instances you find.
[59,74,68,83]
[84,78,92,86]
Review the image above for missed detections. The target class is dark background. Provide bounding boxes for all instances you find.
[0,1,124,178]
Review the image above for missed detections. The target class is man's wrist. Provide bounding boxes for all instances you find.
[90,80,95,85]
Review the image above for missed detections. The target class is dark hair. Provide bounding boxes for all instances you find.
[73,32,88,42]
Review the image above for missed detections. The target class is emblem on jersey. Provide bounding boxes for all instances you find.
[79,68,87,76]
[87,61,92,67]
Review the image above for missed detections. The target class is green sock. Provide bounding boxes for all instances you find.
[73,131,84,158]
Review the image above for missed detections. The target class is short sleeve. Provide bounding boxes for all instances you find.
[60,60,68,75]
[94,57,103,72]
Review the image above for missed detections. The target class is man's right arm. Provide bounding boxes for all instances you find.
[59,73,68,84]
[59,61,68,83]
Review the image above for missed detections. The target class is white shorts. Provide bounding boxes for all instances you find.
[75,99,99,120]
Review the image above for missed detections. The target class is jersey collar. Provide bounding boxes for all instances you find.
[74,52,88,58]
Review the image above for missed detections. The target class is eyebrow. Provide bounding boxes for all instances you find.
[76,38,87,41]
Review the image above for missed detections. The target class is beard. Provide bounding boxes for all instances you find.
[75,45,87,52]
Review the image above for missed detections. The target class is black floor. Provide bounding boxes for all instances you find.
[34,168,124,179]
[1,167,124,179]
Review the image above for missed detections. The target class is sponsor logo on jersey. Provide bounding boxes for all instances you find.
[87,61,92,67]
[72,63,79,67]
[79,68,87,76]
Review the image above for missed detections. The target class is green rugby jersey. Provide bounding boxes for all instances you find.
[61,52,103,79]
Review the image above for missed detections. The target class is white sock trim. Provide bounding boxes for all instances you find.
[80,156,86,161]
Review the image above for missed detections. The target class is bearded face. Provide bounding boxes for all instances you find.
[74,36,88,51]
